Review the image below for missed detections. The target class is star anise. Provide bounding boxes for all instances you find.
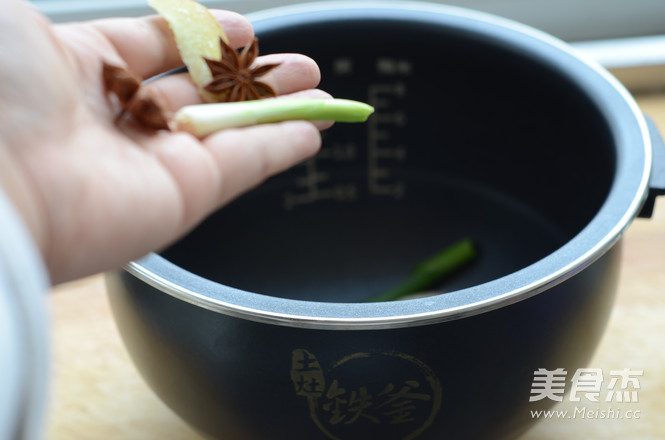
[203,37,280,102]
[102,62,170,131]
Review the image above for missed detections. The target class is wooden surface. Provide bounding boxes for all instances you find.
[46,95,665,440]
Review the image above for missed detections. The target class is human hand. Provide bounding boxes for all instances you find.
[0,0,327,284]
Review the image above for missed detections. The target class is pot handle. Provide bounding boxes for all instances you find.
[638,115,665,218]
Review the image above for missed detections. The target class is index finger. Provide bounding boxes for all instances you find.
[91,10,254,79]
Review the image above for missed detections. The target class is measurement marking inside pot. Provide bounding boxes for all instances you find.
[367,82,407,199]
[317,142,358,161]
[283,143,359,210]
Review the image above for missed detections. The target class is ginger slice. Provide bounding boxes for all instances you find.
[148,0,228,101]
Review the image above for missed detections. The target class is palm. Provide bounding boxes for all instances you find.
[1,1,324,283]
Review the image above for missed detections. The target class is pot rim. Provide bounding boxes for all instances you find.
[121,1,652,330]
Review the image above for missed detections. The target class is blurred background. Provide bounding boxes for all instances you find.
[30,0,665,41]
[31,0,665,92]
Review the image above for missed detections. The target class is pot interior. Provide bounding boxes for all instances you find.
[160,11,616,303]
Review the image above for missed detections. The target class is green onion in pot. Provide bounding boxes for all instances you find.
[365,238,477,302]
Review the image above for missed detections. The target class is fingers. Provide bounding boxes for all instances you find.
[254,53,322,98]
[91,10,254,79]
[146,53,323,111]
[204,121,321,207]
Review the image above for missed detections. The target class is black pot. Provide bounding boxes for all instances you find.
[106,3,665,439]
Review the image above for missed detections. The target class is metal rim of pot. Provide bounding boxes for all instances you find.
[123,1,654,330]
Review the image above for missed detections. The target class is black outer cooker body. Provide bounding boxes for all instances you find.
[107,243,619,440]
